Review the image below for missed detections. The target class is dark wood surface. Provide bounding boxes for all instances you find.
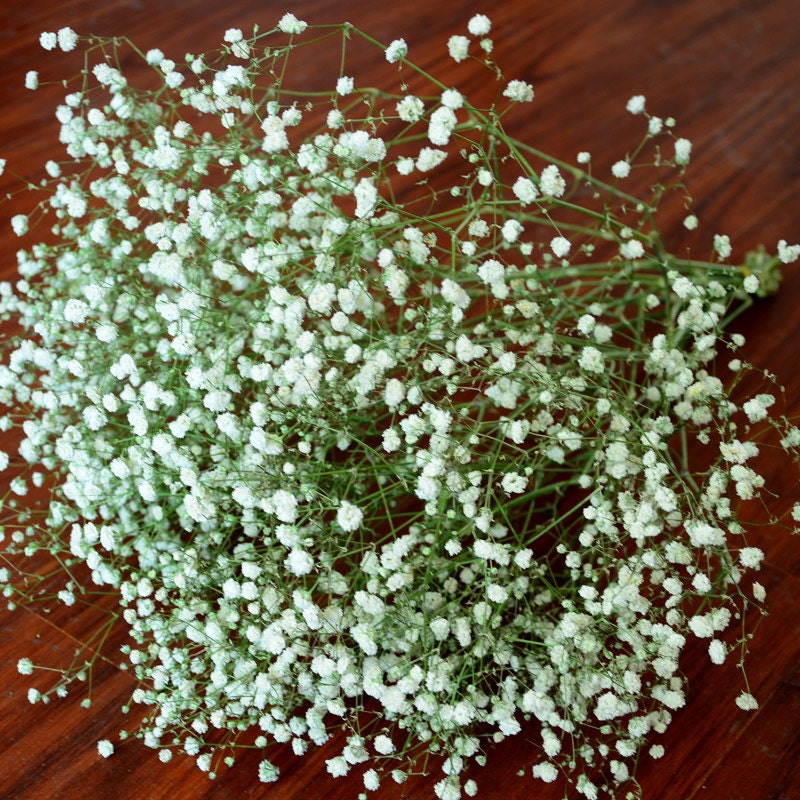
[1,1,799,798]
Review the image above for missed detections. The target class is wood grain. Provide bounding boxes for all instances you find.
[1,1,799,798]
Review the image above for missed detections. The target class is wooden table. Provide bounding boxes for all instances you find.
[1,1,798,798]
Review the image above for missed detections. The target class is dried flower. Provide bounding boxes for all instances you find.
[1,14,798,800]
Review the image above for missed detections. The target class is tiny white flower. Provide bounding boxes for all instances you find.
[434,777,461,800]
[374,734,394,755]
[578,346,604,374]
[620,239,644,259]
[326,755,350,777]
[611,160,631,179]
[429,617,450,640]
[468,14,492,36]
[539,164,565,197]
[501,219,523,243]
[337,500,363,532]
[550,236,571,258]
[286,549,314,576]
[626,94,646,114]
[738,546,764,569]
[447,35,470,62]
[416,147,447,172]
[327,108,344,129]
[384,378,405,408]
[39,31,57,50]
[512,176,538,204]
[713,233,732,259]
[428,106,457,146]
[277,13,308,35]
[533,762,559,783]
[258,759,279,782]
[397,95,424,122]
[688,614,714,638]
[385,38,407,63]
[17,658,34,675]
[57,27,79,52]
[97,739,115,758]
[25,71,39,90]
[743,274,759,294]
[363,769,380,791]
[396,157,414,175]
[63,298,90,324]
[477,258,505,284]
[354,178,379,219]
[501,472,527,495]
[687,521,726,548]
[11,214,28,237]
[272,489,298,523]
[336,76,354,96]
[503,80,534,103]
[261,115,289,153]
[708,639,726,665]
[777,239,800,263]
[674,137,692,165]
[441,88,464,110]
[735,692,759,711]
[145,48,164,66]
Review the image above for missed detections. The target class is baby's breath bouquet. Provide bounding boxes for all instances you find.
[2,13,799,800]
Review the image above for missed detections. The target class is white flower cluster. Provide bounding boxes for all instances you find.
[1,13,797,800]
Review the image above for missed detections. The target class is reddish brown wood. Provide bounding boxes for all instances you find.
[1,1,799,798]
